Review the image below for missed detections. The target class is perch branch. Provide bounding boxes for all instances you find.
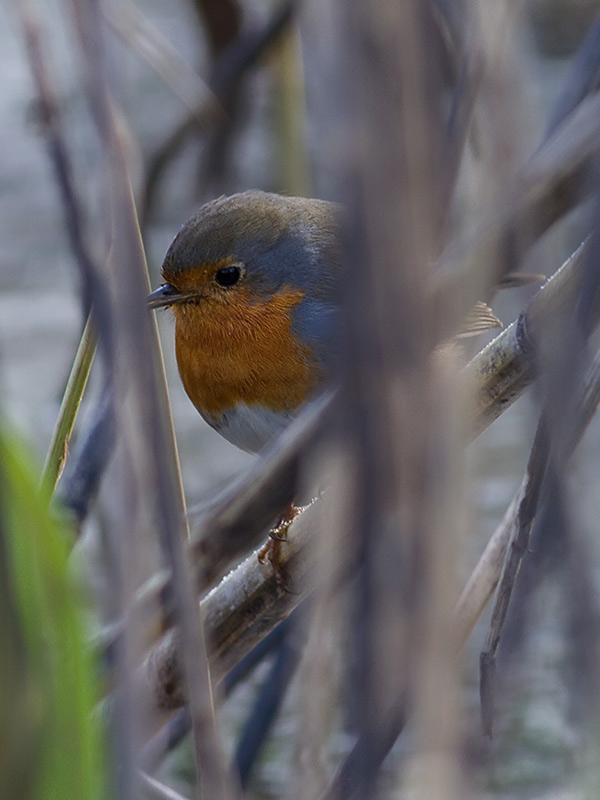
[98,237,593,682]
[130,500,319,735]
[119,239,600,730]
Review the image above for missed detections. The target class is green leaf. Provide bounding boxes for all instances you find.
[0,428,104,800]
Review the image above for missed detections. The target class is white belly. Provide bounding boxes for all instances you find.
[202,404,294,454]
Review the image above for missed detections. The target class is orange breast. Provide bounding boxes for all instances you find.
[173,288,324,417]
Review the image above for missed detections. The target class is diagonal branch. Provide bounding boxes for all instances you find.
[97,238,592,684]
[111,238,600,735]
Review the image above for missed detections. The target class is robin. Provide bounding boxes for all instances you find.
[147,189,502,454]
[147,190,508,583]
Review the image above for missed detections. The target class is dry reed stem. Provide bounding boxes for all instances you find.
[127,236,599,730]
[457,344,600,655]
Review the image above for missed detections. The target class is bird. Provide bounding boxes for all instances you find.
[147,189,537,583]
[147,189,503,455]
[147,190,343,454]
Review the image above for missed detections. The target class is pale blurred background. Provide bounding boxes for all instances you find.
[3,1,600,797]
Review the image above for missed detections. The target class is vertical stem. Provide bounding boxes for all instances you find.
[272,21,310,197]
[41,315,96,494]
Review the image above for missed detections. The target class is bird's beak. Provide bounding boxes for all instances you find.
[147,283,185,309]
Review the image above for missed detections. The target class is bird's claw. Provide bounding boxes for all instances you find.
[257,506,301,592]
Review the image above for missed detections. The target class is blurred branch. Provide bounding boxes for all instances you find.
[18,3,114,361]
[188,0,242,56]
[543,10,600,143]
[479,420,550,737]
[339,7,449,796]
[430,1,486,229]
[113,238,600,737]
[139,772,191,800]
[141,0,298,222]
[458,341,600,691]
[271,21,309,196]
[479,340,600,735]
[67,0,236,793]
[232,614,307,788]
[478,180,600,735]
[139,611,302,773]
[441,40,484,223]
[433,90,600,344]
[102,0,223,117]
[57,385,115,527]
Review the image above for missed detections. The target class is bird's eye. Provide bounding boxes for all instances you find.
[215,265,243,288]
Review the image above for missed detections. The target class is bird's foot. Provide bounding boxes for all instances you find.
[257,505,301,592]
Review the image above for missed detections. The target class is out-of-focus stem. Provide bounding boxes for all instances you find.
[41,315,96,495]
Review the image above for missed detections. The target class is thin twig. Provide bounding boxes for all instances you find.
[18,2,117,501]
[455,349,600,645]
[41,315,96,494]
[141,0,299,222]
[466,345,600,734]
[454,485,522,648]
[479,421,550,736]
